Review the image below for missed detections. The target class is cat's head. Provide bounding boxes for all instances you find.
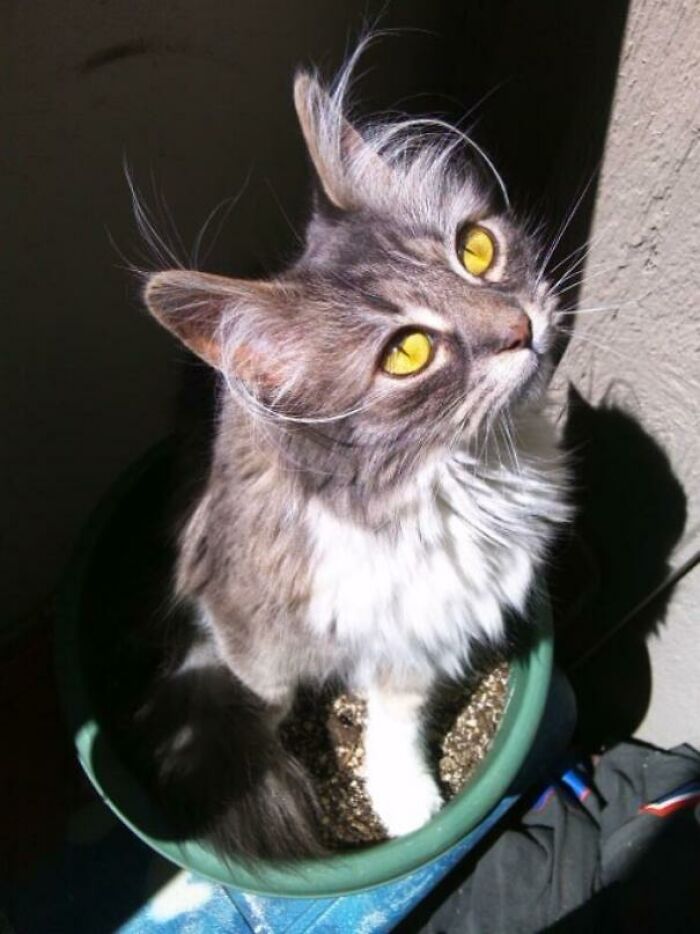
[144,60,558,501]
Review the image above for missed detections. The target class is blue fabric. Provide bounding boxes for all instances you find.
[4,798,514,934]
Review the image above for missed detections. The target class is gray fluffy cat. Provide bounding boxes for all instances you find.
[139,50,570,860]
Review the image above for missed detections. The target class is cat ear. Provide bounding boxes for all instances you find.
[293,71,389,211]
[143,270,278,382]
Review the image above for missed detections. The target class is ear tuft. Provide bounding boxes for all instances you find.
[293,71,346,208]
[293,69,389,211]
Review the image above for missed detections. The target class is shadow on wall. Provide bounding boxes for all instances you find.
[549,386,687,749]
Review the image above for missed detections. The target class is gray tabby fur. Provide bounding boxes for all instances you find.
[139,44,570,858]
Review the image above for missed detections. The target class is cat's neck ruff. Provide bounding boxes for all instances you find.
[305,409,568,688]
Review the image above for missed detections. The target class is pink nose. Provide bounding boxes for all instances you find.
[499,314,532,352]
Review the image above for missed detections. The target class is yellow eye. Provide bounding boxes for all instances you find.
[460,225,495,277]
[381,330,433,376]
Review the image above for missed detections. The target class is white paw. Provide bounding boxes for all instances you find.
[366,768,443,837]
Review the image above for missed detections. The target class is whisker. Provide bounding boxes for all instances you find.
[124,160,184,270]
[192,177,251,269]
[555,299,639,317]
[222,367,371,427]
[553,262,627,298]
[152,170,189,266]
[500,411,521,475]
[536,167,599,287]
[548,246,624,296]
[546,212,618,282]
[265,179,304,247]
[558,327,700,395]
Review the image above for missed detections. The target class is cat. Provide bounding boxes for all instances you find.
[137,46,570,860]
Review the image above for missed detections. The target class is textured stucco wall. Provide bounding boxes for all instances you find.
[554,1,700,745]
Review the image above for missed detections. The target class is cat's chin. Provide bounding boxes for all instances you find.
[490,346,540,392]
[494,347,554,410]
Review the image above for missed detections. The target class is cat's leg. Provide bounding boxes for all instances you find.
[223,653,296,730]
[364,680,442,836]
[252,677,296,730]
[203,615,297,729]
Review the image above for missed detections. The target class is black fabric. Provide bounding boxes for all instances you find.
[418,742,700,933]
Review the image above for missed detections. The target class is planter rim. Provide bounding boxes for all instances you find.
[55,438,553,898]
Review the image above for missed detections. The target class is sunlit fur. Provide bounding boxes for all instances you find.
[139,45,571,853]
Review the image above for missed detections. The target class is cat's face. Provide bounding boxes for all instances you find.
[144,68,557,498]
[290,205,556,445]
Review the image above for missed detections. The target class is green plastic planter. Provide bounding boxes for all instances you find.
[55,439,553,899]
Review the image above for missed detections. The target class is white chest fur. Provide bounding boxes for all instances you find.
[305,429,567,688]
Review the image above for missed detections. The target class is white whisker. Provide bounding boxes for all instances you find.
[556,299,639,317]
[535,169,599,287]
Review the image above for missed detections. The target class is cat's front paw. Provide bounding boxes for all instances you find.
[366,768,443,837]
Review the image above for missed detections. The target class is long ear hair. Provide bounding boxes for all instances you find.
[292,37,508,229]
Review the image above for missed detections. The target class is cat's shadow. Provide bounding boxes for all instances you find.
[549,384,687,749]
